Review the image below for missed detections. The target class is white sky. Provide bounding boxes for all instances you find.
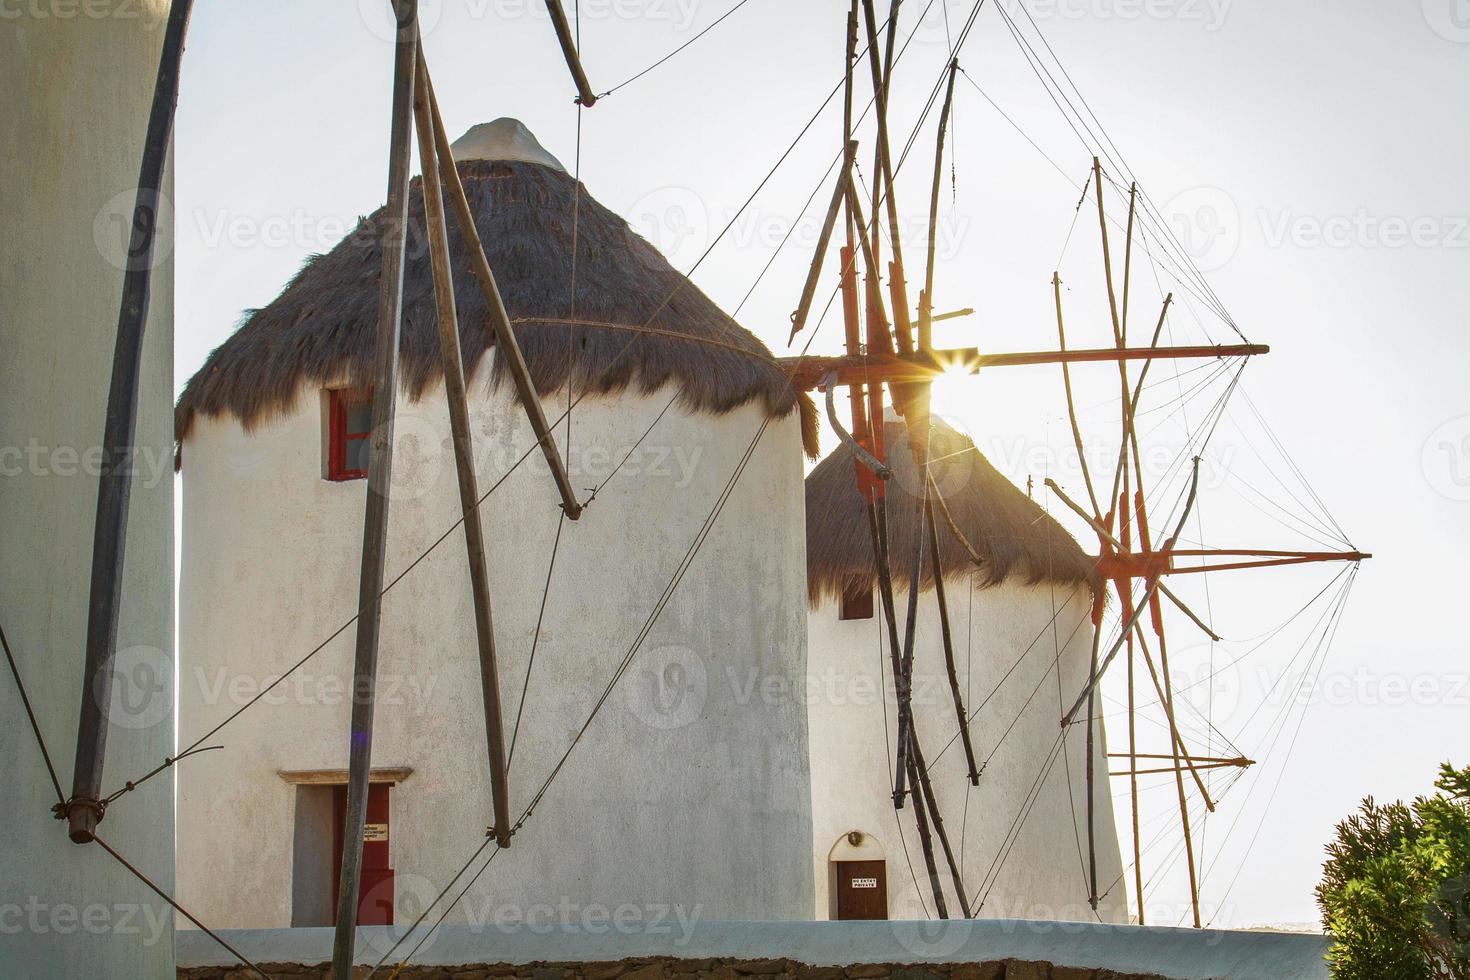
[173,0,1470,929]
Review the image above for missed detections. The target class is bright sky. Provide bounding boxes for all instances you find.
[174,0,1470,930]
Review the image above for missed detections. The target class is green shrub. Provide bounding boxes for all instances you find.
[1317,763,1470,979]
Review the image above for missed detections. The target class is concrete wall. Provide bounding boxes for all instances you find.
[175,919,1332,980]
[808,574,1126,924]
[177,376,813,928]
[0,4,177,977]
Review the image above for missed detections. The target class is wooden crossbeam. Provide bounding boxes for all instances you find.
[782,342,1268,390]
[1110,758,1254,777]
[1094,549,1370,579]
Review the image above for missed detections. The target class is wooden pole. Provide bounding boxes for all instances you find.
[905,753,949,918]
[68,0,194,844]
[1052,273,1103,520]
[1119,489,1144,924]
[331,5,417,975]
[919,60,959,354]
[1060,460,1203,725]
[929,473,985,569]
[910,730,972,917]
[411,52,512,847]
[926,499,979,784]
[789,141,859,343]
[859,0,913,352]
[1084,615,1101,909]
[891,429,931,808]
[542,0,598,106]
[1121,182,1137,344]
[422,72,583,519]
[866,501,906,806]
[1110,759,1251,777]
[1045,477,1221,644]
[1093,157,1124,347]
[1127,621,1144,923]
[1156,621,1202,927]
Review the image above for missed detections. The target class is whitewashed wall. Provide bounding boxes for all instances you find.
[0,4,177,976]
[808,573,1128,925]
[177,371,813,929]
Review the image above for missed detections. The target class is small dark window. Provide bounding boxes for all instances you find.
[839,574,874,621]
[327,389,373,481]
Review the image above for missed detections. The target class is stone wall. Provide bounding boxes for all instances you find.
[179,955,1172,980]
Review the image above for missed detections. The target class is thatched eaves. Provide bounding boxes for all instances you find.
[805,417,1096,605]
[176,121,817,456]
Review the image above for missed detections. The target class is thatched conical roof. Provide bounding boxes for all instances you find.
[176,119,817,455]
[805,416,1096,605]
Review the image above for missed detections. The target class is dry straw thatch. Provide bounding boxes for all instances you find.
[176,158,818,455]
[805,417,1096,605]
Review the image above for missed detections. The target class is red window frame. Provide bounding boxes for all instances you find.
[839,574,874,621]
[327,388,373,482]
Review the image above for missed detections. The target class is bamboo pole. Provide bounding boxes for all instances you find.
[926,499,980,784]
[919,60,959,353]
[859,0,913,352]
[906,753,949,918]
[1132,494,1217,812]
[67,0,194,844]
[866,501,906,808]
[1084,617,1101,909]
[1121,182,1137,344]
[1093,157,1124,347]
[910,730,972,916]
[542,0,598,106]
[1110,759,1251,777]
[891,425,931,808]
[1118,489,1144,924]
[1060,459,1203,725]
[1128,618,1144,923]
[789,141,859,343]
[1157,621,1202,927]
[929,473,985,569]
[332,4,417,975]
[411,52,511,847]
[422,72,583,519]
[1052,273,1103,520]
[1045,477,1221,644]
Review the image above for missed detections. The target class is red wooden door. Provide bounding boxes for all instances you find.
[835,860,887,919]
[331,783,395,925]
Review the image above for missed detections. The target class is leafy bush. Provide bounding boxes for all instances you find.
[1317,763,1470,979]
